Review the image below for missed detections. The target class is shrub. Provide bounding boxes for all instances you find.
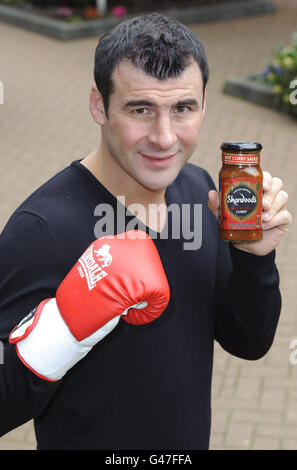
[263,33,297,116]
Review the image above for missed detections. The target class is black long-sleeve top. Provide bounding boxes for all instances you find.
[0,161,281,449]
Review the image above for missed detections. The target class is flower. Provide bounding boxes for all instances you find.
[84,8,100,20]
[112,5,127,17]
[282,56,296,71]
[282,45,297,57]
[262,64,285,79]
[282,94,291,104]
[56,7,73,18]
[272,84,283,95]
[263,32,297,115]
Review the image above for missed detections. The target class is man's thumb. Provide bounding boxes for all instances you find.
[208,190,219,221]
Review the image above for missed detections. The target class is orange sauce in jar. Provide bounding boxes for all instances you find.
[219,142,263,242]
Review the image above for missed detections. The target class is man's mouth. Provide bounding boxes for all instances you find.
[139,152,177,168]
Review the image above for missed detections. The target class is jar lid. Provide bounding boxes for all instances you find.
[221,142,262,151]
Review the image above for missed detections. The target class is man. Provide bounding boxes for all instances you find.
[0,13,292,449]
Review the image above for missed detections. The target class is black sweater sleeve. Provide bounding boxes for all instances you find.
[214,241,282,360]
[0,212,62,437]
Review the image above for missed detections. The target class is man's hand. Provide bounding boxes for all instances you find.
[208,171,293,256]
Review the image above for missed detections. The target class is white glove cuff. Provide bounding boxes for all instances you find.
[10,298,120,381]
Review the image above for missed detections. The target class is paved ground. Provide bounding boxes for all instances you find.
[0,0,297,450]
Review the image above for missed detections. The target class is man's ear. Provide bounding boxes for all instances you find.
[89,84,106,125]
[202,88,207,118]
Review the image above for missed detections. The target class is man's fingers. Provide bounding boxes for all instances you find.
[208,190,219,220]
[262,207,293,231]
[263,176,284,207]
[263,170,273,192]
[262,190,289,222]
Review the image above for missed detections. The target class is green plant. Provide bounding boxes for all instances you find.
[0,0,25,4]
[262,32,297,116]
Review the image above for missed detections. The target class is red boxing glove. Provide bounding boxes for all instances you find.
[56,230,169,340]
[10,230,170,381]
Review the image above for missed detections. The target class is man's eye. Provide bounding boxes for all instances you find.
[133,108,148,115]
[176,106,190,113]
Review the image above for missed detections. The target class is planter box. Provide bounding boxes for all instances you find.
[0,0,276,40]
[223,74,297,117]
[223,74,278,110]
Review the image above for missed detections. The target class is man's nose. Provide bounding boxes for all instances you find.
[148,116,178,150]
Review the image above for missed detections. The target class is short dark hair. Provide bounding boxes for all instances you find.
[94,13,209,117]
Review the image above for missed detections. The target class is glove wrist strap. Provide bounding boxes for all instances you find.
[10,298,92,381]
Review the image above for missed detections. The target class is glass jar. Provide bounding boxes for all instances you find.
[219,142,263,242]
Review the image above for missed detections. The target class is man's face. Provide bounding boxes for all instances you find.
[98,60,206,191]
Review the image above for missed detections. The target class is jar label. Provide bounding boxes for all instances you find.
[222,152,260,165]
[219,177,262,230]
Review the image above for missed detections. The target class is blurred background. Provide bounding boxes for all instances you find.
[0,0,297,450]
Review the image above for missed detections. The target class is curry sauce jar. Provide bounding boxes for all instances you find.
[219,142,263,242]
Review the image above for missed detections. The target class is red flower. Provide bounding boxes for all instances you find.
[84,8,100,19]
[112,5,127,17]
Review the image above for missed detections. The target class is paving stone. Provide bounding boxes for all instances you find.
[232,409,282,425]
[0,0,297,450]
[225,421,255,449]
[252,435,281,450]
[280,438,297,450]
